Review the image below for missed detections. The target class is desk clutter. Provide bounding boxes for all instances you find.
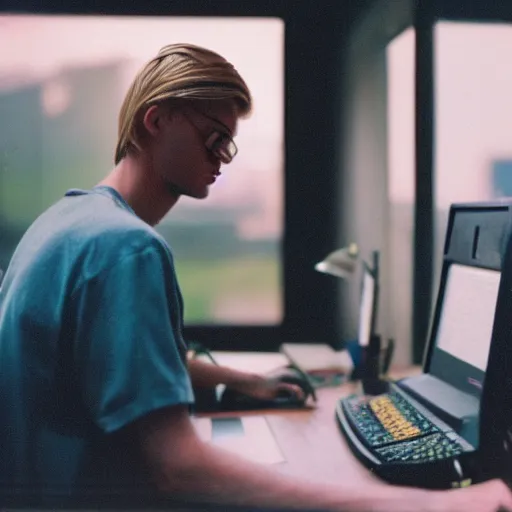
[279,342,353,375]
[337,200,512,490]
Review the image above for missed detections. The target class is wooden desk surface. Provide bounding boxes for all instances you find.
[263,368,421,484]
[195,351,420,487]
[264,382,377,486]
[200,380,390,487]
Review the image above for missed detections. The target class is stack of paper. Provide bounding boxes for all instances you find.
[280,343,354,375]
[196,351,289,374]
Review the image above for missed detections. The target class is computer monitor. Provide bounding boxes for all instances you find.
[357,263,378,347]
[337,201,512,489]
[428,262,501,397]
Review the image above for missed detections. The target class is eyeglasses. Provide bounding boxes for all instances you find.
[184,108,238,164]
[204,130,238,164]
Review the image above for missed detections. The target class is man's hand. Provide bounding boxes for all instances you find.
[231,373,307,403]
[350,479,512,512]
[188,359,309,403]
[436,479,512,512]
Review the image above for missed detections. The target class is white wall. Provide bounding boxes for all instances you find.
[339,0,414,367]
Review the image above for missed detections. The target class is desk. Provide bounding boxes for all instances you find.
[194,351,419,487]
[270,367,423,484]
[262,383,377,486]
[198,373,413,488]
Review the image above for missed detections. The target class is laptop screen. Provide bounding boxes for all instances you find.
[357,266,376,347]
[429,263,501,395]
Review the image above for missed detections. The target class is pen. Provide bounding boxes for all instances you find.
[189,341,219,366]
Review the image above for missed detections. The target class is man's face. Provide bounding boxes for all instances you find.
[149,102,239,200]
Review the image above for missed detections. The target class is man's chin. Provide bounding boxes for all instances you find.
[191,191,209,200]
[164,181,209,200]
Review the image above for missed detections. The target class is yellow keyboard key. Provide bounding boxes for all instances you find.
[370,397,421,440]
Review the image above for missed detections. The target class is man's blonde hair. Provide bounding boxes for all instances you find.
[114,43,252,164]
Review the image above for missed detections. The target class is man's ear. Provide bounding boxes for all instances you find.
[141,105,164,138]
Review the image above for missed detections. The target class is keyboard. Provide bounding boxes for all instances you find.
[342,389,468,464]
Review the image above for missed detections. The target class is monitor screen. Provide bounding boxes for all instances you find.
[357,267,376,347]
[429,263,501,395]
[436,264,500,371]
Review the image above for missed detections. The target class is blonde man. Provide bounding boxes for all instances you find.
[0,43,511,512]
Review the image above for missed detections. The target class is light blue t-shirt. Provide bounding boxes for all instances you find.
[0,186,194,506]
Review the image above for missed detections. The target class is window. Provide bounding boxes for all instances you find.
[0,15,284,325]
[434,21,512,285]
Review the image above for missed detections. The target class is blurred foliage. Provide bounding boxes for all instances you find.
[176,255,281,324]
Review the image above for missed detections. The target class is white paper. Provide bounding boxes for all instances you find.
[436,264,500,371]
[198,351,290,375]
[192,416,285,465]
[280,343,353,373]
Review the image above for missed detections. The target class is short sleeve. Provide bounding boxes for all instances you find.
[71,245,194,434]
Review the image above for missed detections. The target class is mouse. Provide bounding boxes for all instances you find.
[218,366,316,411]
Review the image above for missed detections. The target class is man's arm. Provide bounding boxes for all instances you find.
[188,358,259,390]
[132,404,512,512]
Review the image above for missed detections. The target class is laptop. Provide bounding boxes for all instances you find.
[336,200,512,489]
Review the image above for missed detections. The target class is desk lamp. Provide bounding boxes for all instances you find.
[314,243,359,279]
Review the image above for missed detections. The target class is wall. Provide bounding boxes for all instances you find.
[338,0,415,367]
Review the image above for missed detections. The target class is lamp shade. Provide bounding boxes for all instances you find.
[314,243,359,279]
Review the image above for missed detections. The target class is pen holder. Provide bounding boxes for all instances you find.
[347,337,394,383]
[362,334,390,395]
